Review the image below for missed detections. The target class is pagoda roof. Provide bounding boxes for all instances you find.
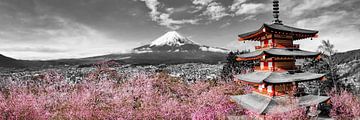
[235,71,325,84]
[238,23,318,41]
[230,92,330,114]
[236,48,320,61]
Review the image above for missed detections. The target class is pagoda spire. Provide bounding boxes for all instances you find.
[272,0,282,24]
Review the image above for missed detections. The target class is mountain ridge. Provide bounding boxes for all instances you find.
[0,31,230,67]
[133,31,228,53]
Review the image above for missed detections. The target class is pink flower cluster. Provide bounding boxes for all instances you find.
[329,89,360,119]
[0,65,244,119]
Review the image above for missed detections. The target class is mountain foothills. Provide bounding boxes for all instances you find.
[1,30,360,78]
[335,49,360,84]
[85,31,229,65]
[0,31,229,68]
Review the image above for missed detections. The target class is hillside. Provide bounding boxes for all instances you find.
[88,31,229,65]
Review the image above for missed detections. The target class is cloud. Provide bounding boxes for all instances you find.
[136,0,199,30]
[137,0,161,21]
[137,0,272,29]
[202,2,229,21]
[289,0,341,17]
[295,11,347,30]
[230,0,247,11]
[0,47,67,53]
[192,0,214,12]
[230,0,270,16]
[157,13,199,30]
[0,15,135,60]
[294,10,360,52]
[192,0,214,6]
[219,22,231,28]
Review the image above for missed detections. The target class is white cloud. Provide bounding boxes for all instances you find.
[157,13,199,30]
[294,11,360,52]
[0,16,135,60]
[192,0,213,6]
[283,0,341,17]
[137,0,199,29]
[202,2,229,21]
[230,0,247,11]
[192,0,214,12]
[230,0,270,16]
[138,0,161,21]
[295,11,347,30]
[219,22,231,28]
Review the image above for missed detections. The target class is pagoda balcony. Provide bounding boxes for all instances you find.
[254,66,276,71]
[253,88,293,97]
[255,44,276,50]
[254,66,298,72]
[278,44,300,49]
[255,44,300,50]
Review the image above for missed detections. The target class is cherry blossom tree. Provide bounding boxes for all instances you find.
[328,89,360,119]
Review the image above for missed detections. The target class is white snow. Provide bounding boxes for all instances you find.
[133,50,152,54]
[200,46,229,53]
[150,31,197,47]
[134,31,229,53]
[118,56,131,60]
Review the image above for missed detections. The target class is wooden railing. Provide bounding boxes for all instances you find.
[254,66,275,71]
[255,44,300,50]
[254,66,299,72]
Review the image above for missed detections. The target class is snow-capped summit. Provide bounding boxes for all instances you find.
[133,31,229,53]
[149,31,197,47]
[88,31,230,65]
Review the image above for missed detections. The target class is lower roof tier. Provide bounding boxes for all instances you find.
[236,48,320,61]
[235,71,325,84]
[230,92,330,114]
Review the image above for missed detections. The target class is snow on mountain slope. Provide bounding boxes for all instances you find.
[199,46,228,53]
[149,31,197,47]
[134,31,229,53]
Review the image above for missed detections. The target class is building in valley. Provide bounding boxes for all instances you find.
[230,0,330,118]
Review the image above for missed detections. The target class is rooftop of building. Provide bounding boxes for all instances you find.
[235,71,325,84]
[230,92,330,114]
[236,48,320,61]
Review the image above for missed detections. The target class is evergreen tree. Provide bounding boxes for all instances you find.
[221,50,254,82]
[302,40,341,93]
[318,40,340,91]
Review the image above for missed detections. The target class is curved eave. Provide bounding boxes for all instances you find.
[264,49,321,58]
[238,25,266,41]
[235,72,326,84]
[265,73,326,84]
[264,24,318,33]
[236,49,321,61]
[235,72,271,84]
[230,92,272,114]
[231,93,330,115]
[238,23,319,41]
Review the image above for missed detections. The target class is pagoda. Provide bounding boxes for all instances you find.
[230,0,330,116]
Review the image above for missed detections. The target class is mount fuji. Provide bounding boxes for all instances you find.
[89,31,229,65]
[133,31,228,53]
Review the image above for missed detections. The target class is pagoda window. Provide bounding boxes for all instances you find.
[268,62,273,70]
[264,40,268,47]
[261,41,264,47]
[268,39,273,47]
[259,84,265,91]
[260,62,264,70]
[267,85,273,93]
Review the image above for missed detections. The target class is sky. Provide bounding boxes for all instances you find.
[0,0,359,60]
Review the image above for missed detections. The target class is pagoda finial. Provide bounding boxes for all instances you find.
[273,0,282,24]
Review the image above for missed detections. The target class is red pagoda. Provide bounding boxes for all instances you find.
[230,0,330,116]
